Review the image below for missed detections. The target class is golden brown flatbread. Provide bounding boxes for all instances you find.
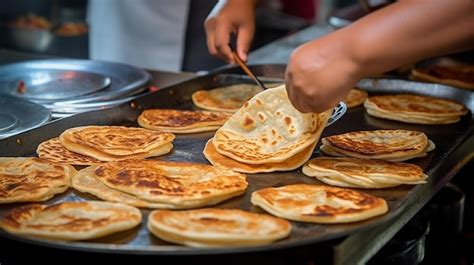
[203,138,316,173]
[213,85,331,164]
[0,157,75,204]
[364,94,468,124]
[302,157,427,189]
[37,137,101,166]
[251,184,388,223]
[411,65,474,90]
[137,109,231,133]
[147,208,291,247]
[59,126,175,161]
[192,84,264,112]
[1,201,141,240]
[344,88,368,108]
[84,160,248,207]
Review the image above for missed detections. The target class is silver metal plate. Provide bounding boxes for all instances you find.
[0,68,111,100]
[0,95,51,139]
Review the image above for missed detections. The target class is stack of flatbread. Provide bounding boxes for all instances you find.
[204,85,331,173]
[37,126,175,164]
[320,130,435,161]
[138,109,231,133]
[344,88,368,108]
[192,84,264,112]
[1,201,141,240]
[364,94,468,124]
[72,159,248,209]
[302,157,427,189]
[0,157,76,203]
[147,208,291,247]
[251,184,388,223]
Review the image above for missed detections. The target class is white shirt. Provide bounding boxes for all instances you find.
[88,0,190,71]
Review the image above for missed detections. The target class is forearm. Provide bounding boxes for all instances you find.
[343,0,474,76]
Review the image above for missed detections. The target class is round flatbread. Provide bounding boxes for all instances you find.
[213,85,331,164]
[364,94,468,124]
[37,137,102,166]
[320,130,433,161]
[411,65,474,90]
[203,138,316,173]
[302,157,427,189]
[0,157,75,204]
[147,208,291,247]
[87,160,248,207]
[59,126,175,161]
[344,88,368,108]
[1,201,141,241]
[137,109,231,133]
[192,84,264,112]
[251,184,388,223]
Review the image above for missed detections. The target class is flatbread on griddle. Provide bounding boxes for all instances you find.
[213,85,331,164]
[37,137,101,166]
[302,157,427,189]
[251,184,388,223]
[0,157,75,204]
[203,138,316,173]
[1,201,141,241]
[411,65,474,90]
[192,84,263,112]
[59,126,175,161]
[86,159,248,207]
[344,88,368,108]
[137,109,231,133]
[147,208,291,247]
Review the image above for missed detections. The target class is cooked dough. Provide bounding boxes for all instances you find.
[251,184,388,223]
[302,157,427,189]
[147,208,291,247]
[411,65,474,90]
[0,157,75,204]
[213,85,331,164]
[37,137,101,166]
[1,201,141,241]
[364,94,468,124]
[85,160,248,207]
[203,138,316,173]
[320,130,435,161]
[192,84,263,112]
[344,88,368,108]
[59,126,175,161]
[137,109,231,133]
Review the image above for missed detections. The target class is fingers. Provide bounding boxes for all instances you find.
[214,22,235,63]
[236,24,255,62]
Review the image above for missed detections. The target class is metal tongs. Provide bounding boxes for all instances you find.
[228,43,267,90]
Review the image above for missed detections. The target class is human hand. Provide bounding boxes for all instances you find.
[204,0,257,64]
[285,33,362,113]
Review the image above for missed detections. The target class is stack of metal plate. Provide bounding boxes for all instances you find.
[0,59,151,118]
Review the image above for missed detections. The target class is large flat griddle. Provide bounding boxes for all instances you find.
[0,65,472,257]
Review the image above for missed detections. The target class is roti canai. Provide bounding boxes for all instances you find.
[37,137,101,166]
[344,88,368,108]
[192,84,263,112]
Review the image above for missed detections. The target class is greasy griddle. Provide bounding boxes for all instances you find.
[0,66,472,255]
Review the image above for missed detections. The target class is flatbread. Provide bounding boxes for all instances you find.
[0,157,75,204]
[192,84,264,112]
[251,184,388,223]
[302,157,427,189]
[1,201,141,241]
[72,167,183,209]
[411,65,474,90]
[213,85,331,164]
[37,137,102,166]
[203,138,316,173]
[364,94,468,124]
[320,130,433,161]
[137,109,231,133]
[59,126,175,161]
[147,208,291,247]
[344,88,368,108]
[87,160,248,207]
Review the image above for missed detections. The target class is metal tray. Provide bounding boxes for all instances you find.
[0,69,472,256]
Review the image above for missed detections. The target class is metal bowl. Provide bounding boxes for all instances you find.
[3,26,54,52]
